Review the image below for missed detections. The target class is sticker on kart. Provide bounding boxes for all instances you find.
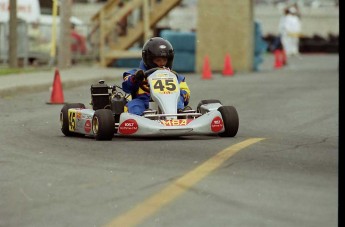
[119,119,138,134]
[159,119,193,126]
[68,109,85,132]
[68,109,77,132]
[151,78,178,94]
[211,116,224,132]
[84,120,92,133]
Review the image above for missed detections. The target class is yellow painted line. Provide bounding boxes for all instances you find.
[105,138,265,227]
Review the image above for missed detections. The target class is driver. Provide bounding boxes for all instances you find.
[122,37,191,115]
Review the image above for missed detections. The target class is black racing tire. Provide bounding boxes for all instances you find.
[60,103,85,136]
[218,106,239,137]
[197,99,222,113]
[92,109,115,141]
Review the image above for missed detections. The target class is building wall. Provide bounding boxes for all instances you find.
[196,0,253,73]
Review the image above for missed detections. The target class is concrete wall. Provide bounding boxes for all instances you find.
[196,0,253,73]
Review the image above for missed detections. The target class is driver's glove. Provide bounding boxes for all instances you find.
[133,70,145,83]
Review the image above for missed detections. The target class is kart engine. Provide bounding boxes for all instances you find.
[90,81,110,110]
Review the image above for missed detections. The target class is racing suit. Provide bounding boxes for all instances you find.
[122,60,190,115]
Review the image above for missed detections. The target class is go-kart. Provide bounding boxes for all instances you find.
[60,68,239,140]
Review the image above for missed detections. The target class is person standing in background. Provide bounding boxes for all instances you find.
[70,23,87,64]
[280,6,302,57]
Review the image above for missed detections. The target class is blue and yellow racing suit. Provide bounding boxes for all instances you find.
[122,60,190,115]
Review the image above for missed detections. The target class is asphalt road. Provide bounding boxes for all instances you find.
[0,54,338,227]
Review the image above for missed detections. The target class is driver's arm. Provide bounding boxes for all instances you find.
[122,69,140,93]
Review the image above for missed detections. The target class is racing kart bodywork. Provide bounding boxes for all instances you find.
[60,68,239,140]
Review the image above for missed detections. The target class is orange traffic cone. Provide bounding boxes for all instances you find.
[274,50,283,69]
[202,56,212,80]
[47,68,65,104]
[222,53,234,76]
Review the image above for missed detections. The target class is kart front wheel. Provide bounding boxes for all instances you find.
[92,109,115,141]
[218,106,239,137]
[60,103,85,137]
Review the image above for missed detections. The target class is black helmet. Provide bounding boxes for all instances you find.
[142,37,174,69]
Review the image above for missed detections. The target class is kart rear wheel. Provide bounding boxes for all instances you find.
[218,106,239,137]
[92,109,115,141]
[197,99,222,113]
[60,103,85,136]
